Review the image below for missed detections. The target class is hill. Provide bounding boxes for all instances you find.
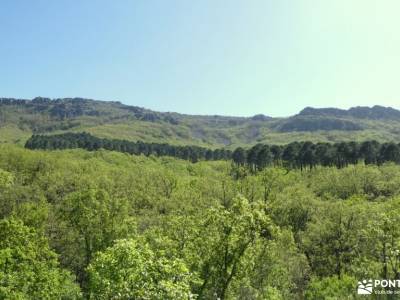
[1,97,400,147]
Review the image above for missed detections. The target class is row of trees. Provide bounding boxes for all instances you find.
[25,132,232,162]
[233,141,400,171]
[26,133,400,171]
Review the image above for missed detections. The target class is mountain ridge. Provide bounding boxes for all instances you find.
[2,97,400,119]
[1,97,400,147]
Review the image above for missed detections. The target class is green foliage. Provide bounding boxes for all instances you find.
[87,239,193,300]
[25,132,232,162]
[0,218,81,299]
[26,133,400,175]
[363,199,400,279]
[0,169,13,189]
[1,144,400,298]
[305,275,356,300]
[55,188,136,288]
[301,201,368,278]
[192,196,275,299]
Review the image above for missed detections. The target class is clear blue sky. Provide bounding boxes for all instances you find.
[1,0,399,117]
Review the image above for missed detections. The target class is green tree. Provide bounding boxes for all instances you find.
[191,197,275,299]
[232,147,246,166]
[365,199,400,279]
[87,239,193,300]
[0,218,81,299]
[0,169,13,189]
[360,140,380,165]
[255,145,273,171]
[305,274,356,300]
[301,201,367,278]
[56,188,135,289]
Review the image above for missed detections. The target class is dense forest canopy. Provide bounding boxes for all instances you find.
[2,144,400,298]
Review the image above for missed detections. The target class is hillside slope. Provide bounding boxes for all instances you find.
[1,97,400,147]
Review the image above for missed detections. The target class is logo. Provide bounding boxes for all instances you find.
[358,279,373,295]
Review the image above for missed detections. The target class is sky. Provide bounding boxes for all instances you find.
[1,0,399,117]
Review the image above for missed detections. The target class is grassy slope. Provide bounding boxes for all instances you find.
[66,115,400,148]
[76,122,400,148]
[0,125,32,146]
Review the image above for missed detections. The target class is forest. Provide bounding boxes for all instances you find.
[1,142,400,299]
[26,132,400,170]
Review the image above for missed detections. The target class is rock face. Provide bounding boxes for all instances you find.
[299,105,400,120]
[277,116,363,132]
[251,114,272,121]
